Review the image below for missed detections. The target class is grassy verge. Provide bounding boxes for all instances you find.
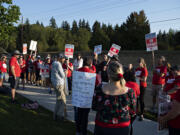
[0,93,92,135]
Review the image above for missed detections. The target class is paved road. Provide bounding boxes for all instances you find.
[15,85,168,135]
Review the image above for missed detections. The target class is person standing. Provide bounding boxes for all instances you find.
[51,54,67,121]
[92,61,136,135]
[75,57,96,135]
[9,50,21,103]
[73,53,83,71]
[93,53,100,73]
[152,56,167,112]
[19,55,26,90]
[159,65,180,135]
[135,58,148,121]
[62,57,73,94]
[0,55,7,87]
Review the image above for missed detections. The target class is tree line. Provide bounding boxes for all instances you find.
[0,1,180,53]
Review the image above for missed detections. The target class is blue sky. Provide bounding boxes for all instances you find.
[13,0,180,33]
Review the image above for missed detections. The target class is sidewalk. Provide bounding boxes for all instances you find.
[16,85,168,135]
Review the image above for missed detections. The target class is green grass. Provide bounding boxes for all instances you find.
[0,93,92,135]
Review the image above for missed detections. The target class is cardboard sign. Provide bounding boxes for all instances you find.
[72,71,96,108]
[108,44,121,57]
[65,44,74,58]
[23,43,27,54]
[94,45,102,55]
[29,40,37,51]
[145,33,158,51]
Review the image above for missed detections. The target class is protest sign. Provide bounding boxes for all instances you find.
[29,40,37,51]
[94,45,102,55]
[158,91,171,131]
[65,44,74,58]
[72,71,96,108]
[22,43,27,54]
[108,43,121,57]
[145,33,158,52]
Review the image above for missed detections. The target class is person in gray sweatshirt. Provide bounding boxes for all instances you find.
[51,53,67,121]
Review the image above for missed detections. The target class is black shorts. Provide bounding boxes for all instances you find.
[20,73,25,79]
[9,77,19,89]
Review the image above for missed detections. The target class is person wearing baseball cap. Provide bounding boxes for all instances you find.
[51,53,67,121]
[9,50,21,103]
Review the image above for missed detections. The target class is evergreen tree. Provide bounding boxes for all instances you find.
[49,17,57,28]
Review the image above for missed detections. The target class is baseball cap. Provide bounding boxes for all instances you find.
[13,50,21,55]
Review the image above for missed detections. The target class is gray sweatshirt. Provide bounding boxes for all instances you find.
[51,61,65,87]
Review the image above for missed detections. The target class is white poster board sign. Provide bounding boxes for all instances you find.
[23,43,27,54]
[108,43,121,57]
[145,33,158,51]
[158,91,171,131]
[72,71,96,108]
[65,44,74,58]
[94,45,102,55]
[29,40,37,51]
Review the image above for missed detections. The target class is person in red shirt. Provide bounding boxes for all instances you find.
[135,57,148,121]
[159,65,180,135]
[19,55,26,90]
[9,50,21,103]
[152,56,167,112]
[163,67,176,99]
[75,57,96,135]
[62,57,73,94]
[0,55,7,87]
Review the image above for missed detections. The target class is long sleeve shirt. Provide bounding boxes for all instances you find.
[51,61,65,87]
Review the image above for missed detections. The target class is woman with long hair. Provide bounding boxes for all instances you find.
[93,61,136,135]
[135,57,148,121]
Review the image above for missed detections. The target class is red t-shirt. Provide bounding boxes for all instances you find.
[168,76,180,128]
[126,81,140,98]
[91,65,96,73]
[20,59,26,73]
[152,66,167,85]
[9,56,21,77]
[78,67,99,86]
[0,61,7,73]
[62,63,73,77]
[34,60,43,70]
[135,67,148,87]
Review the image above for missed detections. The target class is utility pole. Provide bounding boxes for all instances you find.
[21,16,24,49]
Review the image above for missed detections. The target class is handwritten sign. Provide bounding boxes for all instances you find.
[65,44,74,58]
[108,43,121,57]
[23,43,27,54]
[72,71,96,108]
[94,45,102,55]
[158,91,171,131]
[29,40,37,51]
[145,33,158,51]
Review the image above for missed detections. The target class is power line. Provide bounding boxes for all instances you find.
[150,17,180,24]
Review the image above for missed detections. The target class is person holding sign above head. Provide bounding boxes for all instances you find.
[92,61,136,135]
[159,65,180,135]
[152,56,167,113]
[135,58,148,121]
[51,54,67,121]
[73,53,83,71]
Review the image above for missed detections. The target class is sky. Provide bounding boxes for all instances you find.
[13,0,180,33]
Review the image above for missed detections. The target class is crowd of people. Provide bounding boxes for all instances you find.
[0,50,179,135]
